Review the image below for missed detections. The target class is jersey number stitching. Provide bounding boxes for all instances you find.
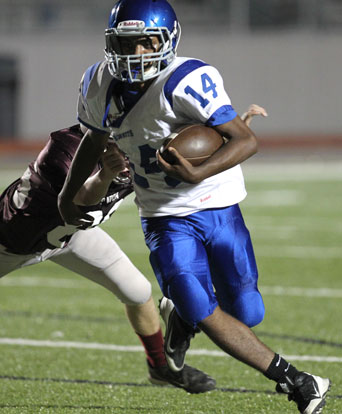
[184,73,218,108]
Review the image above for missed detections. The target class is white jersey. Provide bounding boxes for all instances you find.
[78,57,247,217]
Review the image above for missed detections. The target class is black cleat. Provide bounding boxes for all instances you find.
[148,361,216,394]
[159,297,199,372]
[276,372,331,414]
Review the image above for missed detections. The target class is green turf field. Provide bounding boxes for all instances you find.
[0,160,341,413]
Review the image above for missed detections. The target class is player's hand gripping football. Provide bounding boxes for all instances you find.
[156,103,268,184]
[157,147,202,184]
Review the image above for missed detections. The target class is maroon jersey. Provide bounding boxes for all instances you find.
[0,125,133,254]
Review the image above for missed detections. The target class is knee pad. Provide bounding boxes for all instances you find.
[167,273,218,328]
[227,290,265,328]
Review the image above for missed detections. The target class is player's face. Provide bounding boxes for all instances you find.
[119,36,161,56]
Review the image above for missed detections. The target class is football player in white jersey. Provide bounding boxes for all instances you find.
[58,1,330,412]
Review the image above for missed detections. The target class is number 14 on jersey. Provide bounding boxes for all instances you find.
[184,73,218,108]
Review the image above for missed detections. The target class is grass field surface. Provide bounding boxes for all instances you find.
[0,158,341,413]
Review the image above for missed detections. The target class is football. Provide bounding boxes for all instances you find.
[160,124,224,166]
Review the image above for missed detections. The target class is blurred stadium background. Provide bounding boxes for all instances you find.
[0,0,342,141]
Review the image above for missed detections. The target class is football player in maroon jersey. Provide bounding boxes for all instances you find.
[0,123,215,393]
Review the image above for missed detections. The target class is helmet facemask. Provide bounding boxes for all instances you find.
[105,20,181,83]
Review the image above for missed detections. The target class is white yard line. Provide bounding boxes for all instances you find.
[2,277,342,298]
[260,286,342,298]
[0,337,340,363]
[243,161,342,182]
[0,277,92,289]
[245,190,304,206]
[0,338,142,352]
[255,245,342,259]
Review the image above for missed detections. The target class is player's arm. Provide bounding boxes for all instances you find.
[157,117,256,184]
[157,104,267,184]
[73,142,128,206]
[57,128,110,225]
[211,104,268,173]
[209,106,268,173]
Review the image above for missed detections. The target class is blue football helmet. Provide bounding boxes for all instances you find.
[104,0,181,83]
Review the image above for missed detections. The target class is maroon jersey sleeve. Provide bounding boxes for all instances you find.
[0,125,133,255]
[35,124,83,194]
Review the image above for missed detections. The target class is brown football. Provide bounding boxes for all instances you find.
[160,124,224,166]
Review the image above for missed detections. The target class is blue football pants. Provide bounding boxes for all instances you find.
[141,204,265,328]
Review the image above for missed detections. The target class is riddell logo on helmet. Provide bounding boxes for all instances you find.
[118,20,145,29]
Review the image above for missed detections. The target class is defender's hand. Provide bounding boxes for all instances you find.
[241,104,268,127]
[101,143,128,180]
